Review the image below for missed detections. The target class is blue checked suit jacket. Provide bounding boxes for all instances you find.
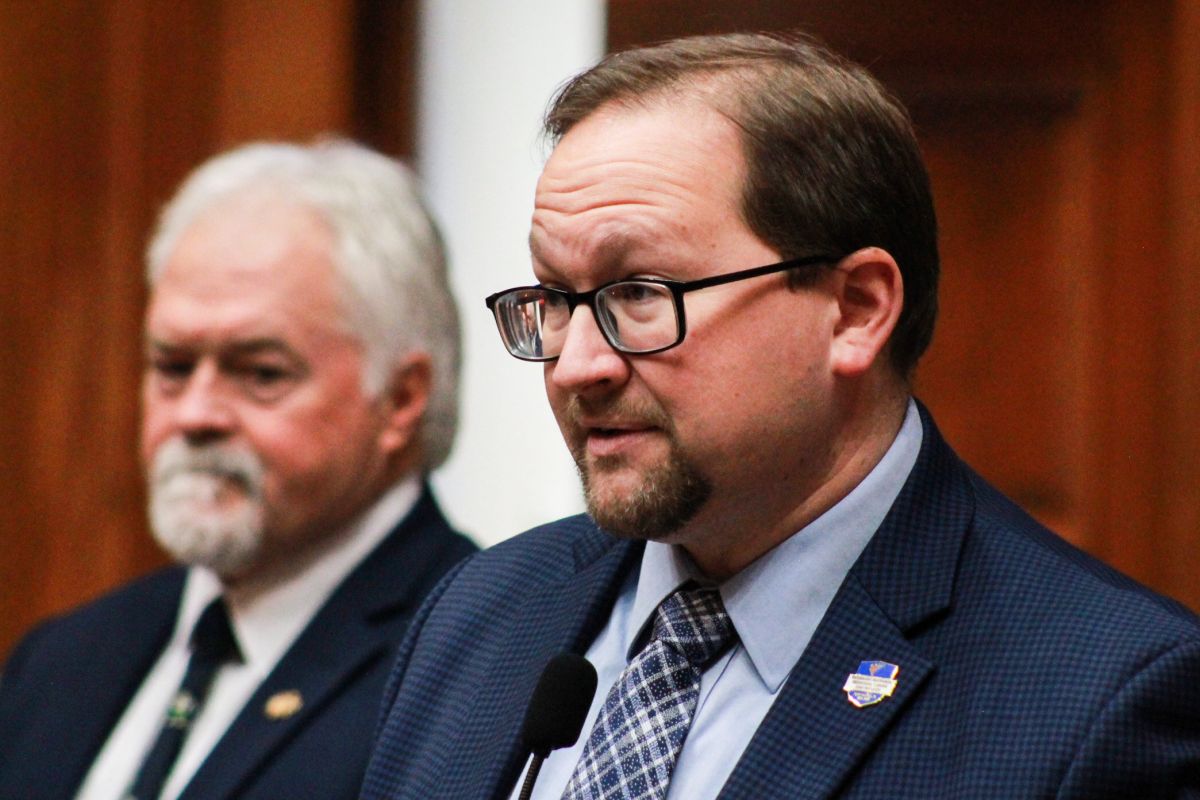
[362,408,1200,799]
[0,487,476,800]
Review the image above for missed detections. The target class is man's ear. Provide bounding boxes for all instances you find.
[829,247,904,378]
[378,352,432,457]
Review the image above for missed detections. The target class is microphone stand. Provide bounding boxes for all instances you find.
[517,752,547,800]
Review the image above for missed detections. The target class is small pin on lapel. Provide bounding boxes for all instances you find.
[264,690,304,720]
[166,690,199,729]
[843,660,899,708]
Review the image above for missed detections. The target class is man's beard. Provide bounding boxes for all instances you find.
[147,438,266,578]
[564,397,711,540]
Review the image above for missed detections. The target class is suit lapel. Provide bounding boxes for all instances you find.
[180,489,467,799]
[181,603,393,799]
[720,404,974,799]
[461,521,643,800]
[40,570,184,799]
[718,580,934,800]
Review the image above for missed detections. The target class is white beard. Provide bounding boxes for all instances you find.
[147,438,266,578]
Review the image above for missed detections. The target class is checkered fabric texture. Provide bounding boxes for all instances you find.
[359,405,1200,800]
[563,585,736,800]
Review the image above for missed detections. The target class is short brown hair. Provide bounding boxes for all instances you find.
[545,31,938,378]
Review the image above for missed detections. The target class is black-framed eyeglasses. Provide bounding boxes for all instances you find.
[484,253,843,361]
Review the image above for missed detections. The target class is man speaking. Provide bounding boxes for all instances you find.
[362,32,1200,800]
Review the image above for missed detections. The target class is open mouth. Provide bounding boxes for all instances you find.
[592,427,628,437]
[584,425,658,458]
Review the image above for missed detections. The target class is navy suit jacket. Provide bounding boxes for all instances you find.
[0,487,476,800]
[363,409,1200,799]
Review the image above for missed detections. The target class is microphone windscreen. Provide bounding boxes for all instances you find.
[520,653,598,757]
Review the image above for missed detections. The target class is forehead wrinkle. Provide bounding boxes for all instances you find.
[531,217,669,283]
[536,156,720,216]
[532,99,749,284]
[533,169,714,277]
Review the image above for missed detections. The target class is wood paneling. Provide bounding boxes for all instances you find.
[1162,0,1200,600]
[3,0,1194,662]
[0,1,150,658]
[216,1,355,144]
[353,0,420,157]
[607,0,1200,607]
[0,0,412,659]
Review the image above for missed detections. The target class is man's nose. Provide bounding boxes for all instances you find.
[173,362,237,441]
[547,305,631,394]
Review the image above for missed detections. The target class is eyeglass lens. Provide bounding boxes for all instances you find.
[494,282,679,359]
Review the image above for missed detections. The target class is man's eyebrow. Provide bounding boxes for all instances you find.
[144,337,297,358]
[528,230,640,277]
[528,231,568,275]
[222,338,295,357]
[528,230,545,265]
[144,336,187,354]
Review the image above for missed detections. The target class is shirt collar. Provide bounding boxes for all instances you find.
[629,399,923,692]
[176,475,422,671]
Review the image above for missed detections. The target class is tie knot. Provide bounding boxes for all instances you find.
[651,585,735,668]
[191,598,242,665]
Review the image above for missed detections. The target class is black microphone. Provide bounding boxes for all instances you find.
[517,653,598,800]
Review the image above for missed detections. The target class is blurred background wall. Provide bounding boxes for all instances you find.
[2,0,1197,660]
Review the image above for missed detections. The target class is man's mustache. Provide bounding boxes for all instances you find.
[150,439,264,495]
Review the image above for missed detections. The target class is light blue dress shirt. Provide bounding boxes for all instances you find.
[515,400,922,800]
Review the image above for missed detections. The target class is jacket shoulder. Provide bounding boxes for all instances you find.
[3,567,184,671]
[405,514,611,640]
[965,468,1200,636]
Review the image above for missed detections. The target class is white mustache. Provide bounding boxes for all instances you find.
[150,439,264,496]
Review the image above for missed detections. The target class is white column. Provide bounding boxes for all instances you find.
[419,0,605,545]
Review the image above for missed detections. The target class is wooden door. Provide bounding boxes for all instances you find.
[608,0,1200,607]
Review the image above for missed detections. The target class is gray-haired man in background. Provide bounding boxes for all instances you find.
[0,140,477,800]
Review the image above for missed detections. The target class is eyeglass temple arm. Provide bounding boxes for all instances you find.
[675,254,842,293]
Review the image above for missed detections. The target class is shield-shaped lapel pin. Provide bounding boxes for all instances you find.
[843,660,900,708]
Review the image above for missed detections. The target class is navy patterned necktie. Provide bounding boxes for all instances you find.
[125,597,242,800]
[563,584,737,800]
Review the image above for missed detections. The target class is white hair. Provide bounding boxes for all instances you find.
[146,139,461,469]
